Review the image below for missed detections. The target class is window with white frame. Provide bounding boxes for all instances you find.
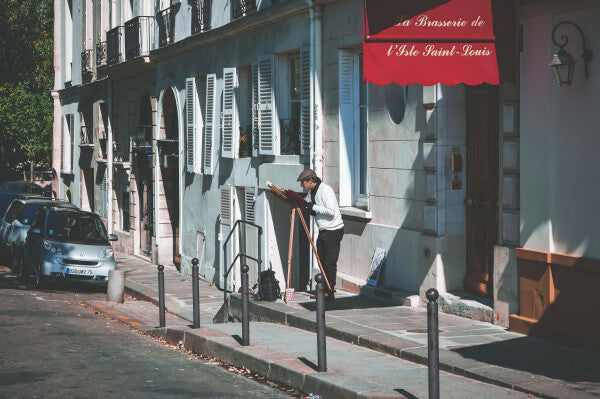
[338,49,369,209]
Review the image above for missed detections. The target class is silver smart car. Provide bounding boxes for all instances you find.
[23,208,118,287]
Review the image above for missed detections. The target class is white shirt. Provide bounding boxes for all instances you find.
[305,182,344,231]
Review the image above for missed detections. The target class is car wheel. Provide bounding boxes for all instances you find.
[33,263,44,289]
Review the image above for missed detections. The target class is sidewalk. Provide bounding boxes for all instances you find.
[105,253,599,399]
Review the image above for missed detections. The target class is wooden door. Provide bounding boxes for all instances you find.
[465,84,499,297]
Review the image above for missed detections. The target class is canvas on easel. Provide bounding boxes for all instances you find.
[367,247,386,286]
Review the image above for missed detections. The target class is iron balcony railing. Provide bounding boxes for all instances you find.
[131,125,153,148]
[80,126,93,145]
[232,0,256,19]
[280,117,300,155]
[113,141,130,163]
[192,0,211,34]
[96,41,107,67]
[107,26,125,65]
[158,4,179,47]
[81,49,94,75]
[125,16,155,60]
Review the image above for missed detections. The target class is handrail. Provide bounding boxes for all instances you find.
[222,219,263,310]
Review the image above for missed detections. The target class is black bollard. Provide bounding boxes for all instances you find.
[315,273,327,372]
[241,264,250,346]
[158,264,165,328]
[192,258,200,329]
[426,288,440,399]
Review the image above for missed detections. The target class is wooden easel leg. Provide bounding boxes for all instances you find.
[285,208,296,302]
[295,208,333,293]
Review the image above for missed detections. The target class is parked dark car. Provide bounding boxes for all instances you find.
[0,198,77,274]
[0,193,45,223]
[23,208,117,287]
[0,181,46,196]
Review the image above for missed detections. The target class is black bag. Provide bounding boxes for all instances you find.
[255,269,281,301]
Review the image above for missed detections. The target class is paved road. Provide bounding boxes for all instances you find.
[0,269,292,399]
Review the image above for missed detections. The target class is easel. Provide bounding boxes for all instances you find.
[266,182,333,301]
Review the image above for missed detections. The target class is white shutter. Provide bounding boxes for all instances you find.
[69,114,75,172]
[61,117,65,171]
[222,67,239,159]
[251,61,259,157]
[300,47,311,155]
[185,78,196,172]
[338,50,357,207]
[244,186,256,223]
[220,185,234,226]
[219,185,236,291]
[257,55,278,155]
[203,73,217,174]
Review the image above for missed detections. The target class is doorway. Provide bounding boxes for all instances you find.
[464,84,499,297]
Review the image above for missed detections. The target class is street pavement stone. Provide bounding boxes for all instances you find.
[105,252,600,399]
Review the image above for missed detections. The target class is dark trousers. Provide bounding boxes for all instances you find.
[316,227,344,290]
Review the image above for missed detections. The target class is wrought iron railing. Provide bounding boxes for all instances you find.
[96,41,107,67]
[131,125,153,148]
[81,49,94,75]
[125,16,155,60]
[80,126,93,145]
[192,0,211,34]
[280,118,300,155]
[113,141,130,163]
[156,139,178,157]
[107,26,124,65]
[238,125,252,158]
[158,5,178,47]
[232,0,256,19]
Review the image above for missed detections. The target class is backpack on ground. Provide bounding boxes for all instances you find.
[254,269,281,301]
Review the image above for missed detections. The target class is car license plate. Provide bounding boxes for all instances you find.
[66,267,93,276]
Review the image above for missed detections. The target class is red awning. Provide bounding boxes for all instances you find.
[363,0,513,86]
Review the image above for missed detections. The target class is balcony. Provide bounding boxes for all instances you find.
[280,118,300,155]
[131,125,153,167]
[232,0,256,19]
[156,139,178,168]
[96,41,107,67]
[157,4,180,47]
[107,26,125,65]
[113,141,131,168]
[125,16,155,60]
[192,0,211,34]
[81,49,94,77]
[79,126,94,147]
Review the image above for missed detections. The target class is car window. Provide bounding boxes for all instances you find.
[30,209,46,231]
[4,201,23,223]
[45,212,109,244]
[0,194,19,218]
[20,204,40,225]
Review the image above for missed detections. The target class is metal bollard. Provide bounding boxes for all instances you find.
[158,264,165,328]
[426,288,440,399]
[315,273,327,372]
[241,264,250,346]
[107,269,125,303]
[192,258,200,329]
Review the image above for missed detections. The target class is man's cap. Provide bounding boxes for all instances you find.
[297,169,317,181]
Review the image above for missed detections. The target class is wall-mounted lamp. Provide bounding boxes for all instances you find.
[549,21,593,86]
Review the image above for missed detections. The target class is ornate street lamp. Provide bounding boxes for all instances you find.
[549,21,593,86]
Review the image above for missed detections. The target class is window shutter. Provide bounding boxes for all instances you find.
[244,186,256,223]
[222,67,239,159]
[338,50,356,207]
[61,117,65,171]
[251,61,259,157]
[99,166,107,218]
[220,185,234,226]
[69,114,75,172]
[257,55,277,155]
[203,73,217,174]
[300,47,311,155]
[185,78,197,173]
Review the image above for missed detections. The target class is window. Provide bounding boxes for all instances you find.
[122,191,130,231]
[62,114,75,173]
[338,50,369,208]
[97,165,108,218]
[4,202,23,224]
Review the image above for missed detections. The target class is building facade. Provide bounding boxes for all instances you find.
[53,0,599,345]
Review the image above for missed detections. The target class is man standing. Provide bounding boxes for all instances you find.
[298,169,344,299]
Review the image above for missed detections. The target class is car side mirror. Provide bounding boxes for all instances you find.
[109,234,118,241]
[29,228,41,235]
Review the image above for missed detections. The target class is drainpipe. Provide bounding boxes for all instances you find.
[305,0,323,288]
[107,79,113,234]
